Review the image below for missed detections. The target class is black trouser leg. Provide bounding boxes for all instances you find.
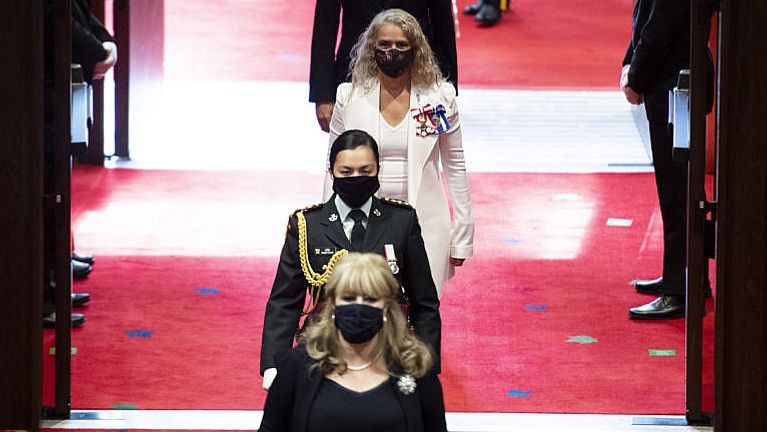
[644,89,687,297]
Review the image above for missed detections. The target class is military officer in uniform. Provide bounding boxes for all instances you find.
[260,129,441,389]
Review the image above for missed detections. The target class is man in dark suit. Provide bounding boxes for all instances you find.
[621,0,711,319]
[43,0,117,327]
[310,0,458,132]
[260,130,441,388]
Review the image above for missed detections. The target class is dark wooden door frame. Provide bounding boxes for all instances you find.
[113,0,131,158]
[714,0,767,430]
[46,0,75,419]
[0,1,44,431]
[685,0,714,424]
[112,0,165,160]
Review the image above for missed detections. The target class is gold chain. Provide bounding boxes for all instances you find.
[297,211,348,314]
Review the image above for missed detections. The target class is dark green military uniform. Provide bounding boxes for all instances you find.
[260,196,441,374]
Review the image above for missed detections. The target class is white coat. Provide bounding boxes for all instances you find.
[324,81,474,297]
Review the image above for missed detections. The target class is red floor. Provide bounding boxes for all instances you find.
[45,167,714,413]
[163,0,632,89]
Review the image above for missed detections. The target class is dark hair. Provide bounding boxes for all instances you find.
[328,130,380,171]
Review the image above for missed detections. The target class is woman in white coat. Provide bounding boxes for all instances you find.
[324,9,473,297]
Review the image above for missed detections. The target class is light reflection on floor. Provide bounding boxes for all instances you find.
[103,80,653,173]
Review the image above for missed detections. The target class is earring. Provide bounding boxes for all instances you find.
[383,315,387,322]
[331,314,335,320]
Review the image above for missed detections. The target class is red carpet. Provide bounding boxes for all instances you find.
[45,166,714,413]
[164,0,632,89]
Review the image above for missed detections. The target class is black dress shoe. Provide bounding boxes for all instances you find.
[476,2,501,26]
[72,292,91,308]
[629,295,685,320]
[72,251,95,265]
[43,312,85,328]
[464,0,483,15]
[633,277,663,294]
[72,259,92,279]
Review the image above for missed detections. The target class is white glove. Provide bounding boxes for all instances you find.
[262,367,277,390]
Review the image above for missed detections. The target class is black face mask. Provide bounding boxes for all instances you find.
[333,175,380,208]
[374,48,415,78]
[334,303,384,344]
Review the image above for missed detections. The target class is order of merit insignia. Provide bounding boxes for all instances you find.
[411,103,451,137]
[411,104,435,137]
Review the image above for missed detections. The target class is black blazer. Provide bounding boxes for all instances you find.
[44,0,115,84]
[259,346,448,432]
[622,0,714,108]
[309,0,458,103]
[622,0,691,94]
[260,196,441,374]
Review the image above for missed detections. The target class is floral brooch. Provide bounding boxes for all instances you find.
[397,375,417,395]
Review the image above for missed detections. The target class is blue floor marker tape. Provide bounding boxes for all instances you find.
[507,389,532,398]
[195,287,220,295]
[526,304,548,312]
[127,330,154,338]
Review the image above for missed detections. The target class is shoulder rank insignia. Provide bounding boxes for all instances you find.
[381,197,413,209]
[291,203,323,217]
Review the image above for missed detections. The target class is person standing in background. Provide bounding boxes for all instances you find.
[621,0,713,319]
[323,9,474,298]
[43,0,117,327]
[310,0,458,132]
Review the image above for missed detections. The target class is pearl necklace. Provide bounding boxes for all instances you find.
[346,362,372,371]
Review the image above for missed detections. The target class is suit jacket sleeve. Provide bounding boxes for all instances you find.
[627,0,690,93]
[309,0,342,103]
[71,0,114,83]
[403,211,442,373]
[622,42,634,67]
[259,348,301,432]
[427,0,458,89]
[436,83,473,259]
[260,215,307,373]
[419,374,448,432]
[622,0,640,66]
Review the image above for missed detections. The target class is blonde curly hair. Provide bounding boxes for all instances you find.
[302,253,433,378]
[349,8,443,92]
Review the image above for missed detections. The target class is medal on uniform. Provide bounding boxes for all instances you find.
[384,244,399,274]
[373,208,381,217]
[328,213,338,222]
[411,104,436,137]
[431,104,451,134]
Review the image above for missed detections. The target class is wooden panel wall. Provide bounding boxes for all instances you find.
[0,1,44,430]
[113,0,164,158]
[715,0,767,430]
